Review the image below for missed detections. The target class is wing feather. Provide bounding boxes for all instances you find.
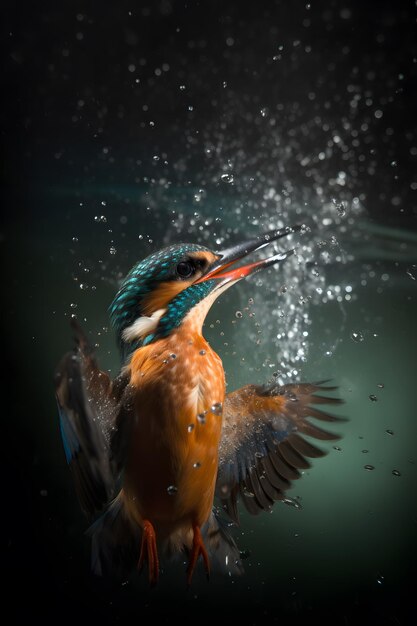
[55,319,132,518]
[216,381,344,522]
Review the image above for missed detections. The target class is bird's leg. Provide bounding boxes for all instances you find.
[138,520,159,586]
[186,525,210,585]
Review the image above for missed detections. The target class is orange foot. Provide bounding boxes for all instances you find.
[186,525,210,586]
[138,520,159,586]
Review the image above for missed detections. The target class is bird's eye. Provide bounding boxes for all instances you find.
[176,261,194,278]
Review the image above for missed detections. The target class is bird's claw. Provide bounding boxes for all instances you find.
[138,520,159,586]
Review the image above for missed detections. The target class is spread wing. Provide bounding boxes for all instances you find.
[216,381,344,522]
[55,319,133,519]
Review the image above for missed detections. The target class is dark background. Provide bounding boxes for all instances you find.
[2,1,416,624]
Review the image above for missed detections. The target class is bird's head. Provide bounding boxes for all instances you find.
[110,226,300,359]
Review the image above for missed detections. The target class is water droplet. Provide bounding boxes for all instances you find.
[362,449,369,453]
[283,497,302,510]
[235,310,243,319]
[377,383,384,389]
[369,394,378,402]
[193,462,201,469]
[392,469,401,477]
[70,303,77,309]
[248,298,254,305]
[220,173,234,184]
[167,485,178,496]
[376,574,385,585]
[255,451,263,459]
[94,215,107,223]
[72,236,79,242]
[179,84,186,90]
[364,464,375,471]
[170,353,177,359]
[187,424,195,433]
[406,265,416,280]
[242,487,255,498]
[197,412,207,424]
[333,446,342,451]
[260,107,268,117]
[386,429,394,436]
[350,331,364,342]
[199,349,206,356]
[193,189,205,202]
[109,246,117,255]
[332,198,346,217]
[79,283,89,290]
[211,402,223,415]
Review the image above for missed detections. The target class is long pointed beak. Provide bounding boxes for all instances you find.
[196,225,301,284]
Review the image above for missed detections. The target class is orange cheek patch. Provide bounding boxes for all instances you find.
[141,281,189,316]
[140,252,218,316]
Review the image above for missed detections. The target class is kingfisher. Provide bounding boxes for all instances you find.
[55,225,342,586]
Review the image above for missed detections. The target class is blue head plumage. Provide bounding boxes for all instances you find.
[110,243,217,360]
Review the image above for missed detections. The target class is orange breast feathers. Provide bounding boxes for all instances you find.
[124,330,226,533]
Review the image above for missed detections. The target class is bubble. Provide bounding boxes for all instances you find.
[187,424,195,433]
[235,311,243,319]
[197,412,207,424]
[362,449,369,453]
[220,173,234,184]
[167,485,178,496]
[369,394,378,402]
[392,469,401,476]
[72,237,79,242]
[350,331,364,342]
[109,246,117,255]
[376,574,385,585]
[193,462,201,469]
[199,349,206,356]
[94,215,107,223]
[79,283,88,290]
[386,429,394,436]
[377,383,385,389]
[70,303,77,309]
[170,353,177,359]
[364,464,375,471]
[333,446,342,451]
[248,298,254,305]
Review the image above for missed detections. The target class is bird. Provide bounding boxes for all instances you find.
[55,225,343,586]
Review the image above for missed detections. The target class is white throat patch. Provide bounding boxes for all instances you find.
[122,308,166,343]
